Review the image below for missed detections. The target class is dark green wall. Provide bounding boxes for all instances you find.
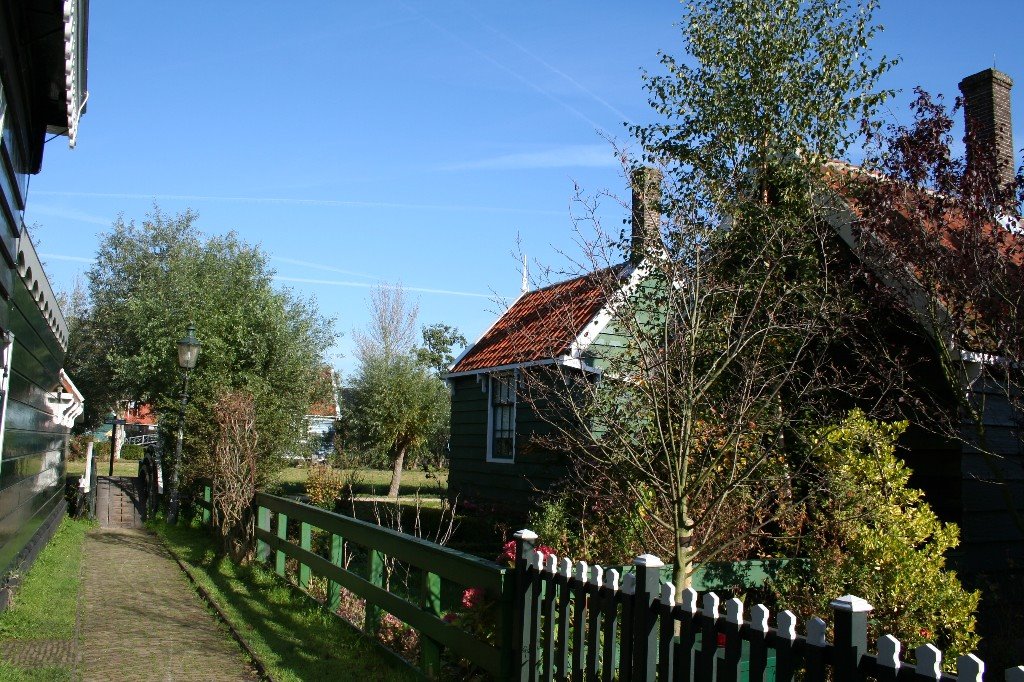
[448,375,567,505]
[0,262,68,577]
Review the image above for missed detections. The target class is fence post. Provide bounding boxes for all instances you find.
[299,522,312,589]
[511,529,538,682]
[327,533,343,613]
[420,570,442,678]
[256,505,271,563]
[830,595,872,682]
[632,554,663,682]
[365,548,384,635]
[275,512,289,577]
[202,485,211,526]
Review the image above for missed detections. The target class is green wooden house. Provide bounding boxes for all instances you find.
[445,172,662,504]
[0,0,89,607]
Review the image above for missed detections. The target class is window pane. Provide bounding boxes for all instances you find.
[490,373,516,460]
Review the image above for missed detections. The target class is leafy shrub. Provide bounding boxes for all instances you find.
[769,410,979,663]
[306,464,345,509]
[120,443,145,461]
[67,434,94,461]
[527,479,652,567]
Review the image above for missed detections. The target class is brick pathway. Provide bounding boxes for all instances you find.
[75,528,258,681]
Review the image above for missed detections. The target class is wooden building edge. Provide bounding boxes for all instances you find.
[0,0,89,603]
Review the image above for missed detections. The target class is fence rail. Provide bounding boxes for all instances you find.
[198,486,511,678]
[511,530,1024,682]
[193,485,1024,681]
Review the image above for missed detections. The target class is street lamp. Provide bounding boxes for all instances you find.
[105,410,125,477]
[167,324,201,525]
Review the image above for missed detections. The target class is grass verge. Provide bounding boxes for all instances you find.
[272,466,447,500]
[64,459,138,477]
[0,516,91,681]
[153,521,414,682]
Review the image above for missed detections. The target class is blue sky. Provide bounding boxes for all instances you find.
[26,2,1024,378]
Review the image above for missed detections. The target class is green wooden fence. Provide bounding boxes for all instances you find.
[197,487,510,679]
[194,490,1024,681]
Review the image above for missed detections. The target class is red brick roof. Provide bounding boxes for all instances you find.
[307,368,339,418]
[125,403,157,426]
[450,266,626,374]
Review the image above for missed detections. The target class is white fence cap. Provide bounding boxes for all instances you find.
[633,554,664,568]
[830,595,873,612]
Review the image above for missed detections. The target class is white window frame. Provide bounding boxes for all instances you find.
[486,370,517,463]
[0,332,13,462]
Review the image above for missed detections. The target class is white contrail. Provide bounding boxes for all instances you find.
[398,2,608,133]
[272,256,379,280]
[28,205,110,227]
[30,190,563,216]
[459,3,633,125]
[274,275,492,299]
[38,255,492,298]
[40,253,95,264]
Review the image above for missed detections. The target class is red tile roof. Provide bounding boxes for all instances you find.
[307,368,339,418]
[450,266,626,374]
[125,403,157,426]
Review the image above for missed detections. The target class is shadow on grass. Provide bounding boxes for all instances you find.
[157,523,413,682]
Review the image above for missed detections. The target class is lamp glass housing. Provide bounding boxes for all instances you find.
[177,325,201,370]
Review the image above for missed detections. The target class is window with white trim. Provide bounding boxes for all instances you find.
[487,371,517,462]
[0,332,13,459]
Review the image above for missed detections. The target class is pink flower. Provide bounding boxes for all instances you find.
[462,586,486,609]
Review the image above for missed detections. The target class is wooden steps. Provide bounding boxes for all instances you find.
[96,476,144,529]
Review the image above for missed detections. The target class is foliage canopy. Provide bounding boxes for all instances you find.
[65,208,336,487]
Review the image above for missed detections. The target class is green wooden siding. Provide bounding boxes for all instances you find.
[0,259,68,577]
[448,375,567,504]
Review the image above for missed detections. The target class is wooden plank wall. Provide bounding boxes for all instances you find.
[956,380,1024,576]
[0,261,68,576]
[448,375,567,504]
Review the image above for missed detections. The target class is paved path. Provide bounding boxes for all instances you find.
[76,528,257,681]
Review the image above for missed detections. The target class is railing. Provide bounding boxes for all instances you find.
[197,486,511,679]
[511,530,1024,682]
[189,488,1024,682]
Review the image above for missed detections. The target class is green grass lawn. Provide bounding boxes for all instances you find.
[65,461,449,501]
[272,466,448,501]
[0,517,91,681]
[64,458,139,478]
[154,522,414,682]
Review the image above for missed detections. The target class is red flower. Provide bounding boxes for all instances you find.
[498,540,516,565]
[462,587,486,610]
[919,628,931,640]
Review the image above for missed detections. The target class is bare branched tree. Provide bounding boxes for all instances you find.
[354,284,419,363]
[209,390,260,562]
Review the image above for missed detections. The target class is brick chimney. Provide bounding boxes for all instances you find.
[630,166,663,265]
[958,68,1015,190]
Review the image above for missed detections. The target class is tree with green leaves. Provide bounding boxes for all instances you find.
[347,286,452,497]
[536,0,896,591]
[65,208,336,495]
[416,323,466,376]
[770,410,979,661]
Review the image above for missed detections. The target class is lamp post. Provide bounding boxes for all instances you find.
[166,324,201,525]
